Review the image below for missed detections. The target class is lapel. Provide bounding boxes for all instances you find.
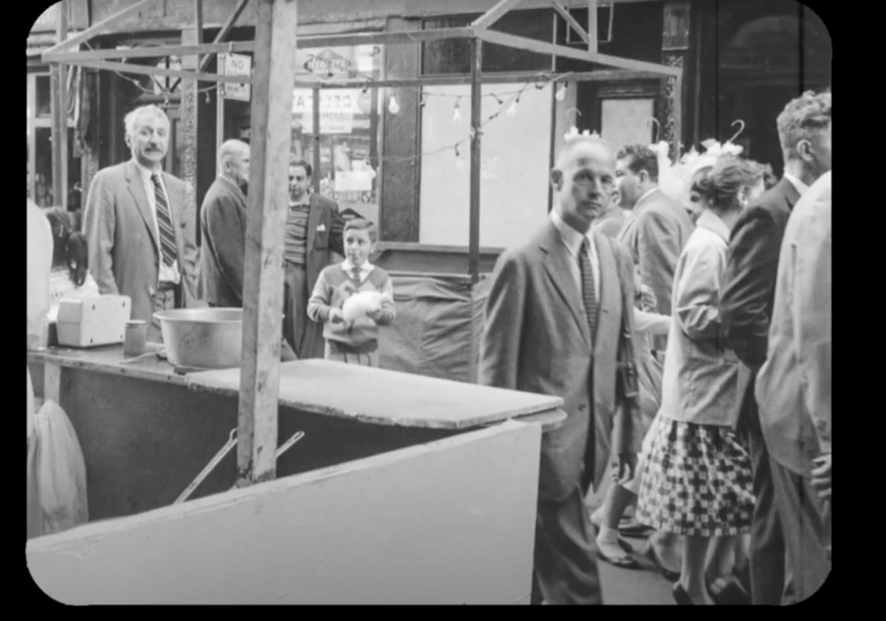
[593,229,621,351]
[306,193,322,251]
[125,160,160,253]
[162,172,182,231]
[778,177,802,212]
[539,221,591,350]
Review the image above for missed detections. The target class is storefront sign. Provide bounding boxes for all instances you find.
[303,49,352,81]
[221,53,252,101]
[292,89,363,115]
[301,113,354,135]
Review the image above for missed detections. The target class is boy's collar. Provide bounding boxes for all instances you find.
[341,258,374,273]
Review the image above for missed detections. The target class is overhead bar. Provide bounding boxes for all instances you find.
[551,0,590,47]
[472,0,526,30]
[42,0,158,57]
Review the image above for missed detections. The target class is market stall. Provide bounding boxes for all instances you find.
[30,0,682,605]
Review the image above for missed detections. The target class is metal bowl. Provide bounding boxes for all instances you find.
[154,308,243,369]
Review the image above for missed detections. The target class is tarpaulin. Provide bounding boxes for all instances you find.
[379,273,491,384]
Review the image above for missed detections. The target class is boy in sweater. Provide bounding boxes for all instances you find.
[307,219,395,367]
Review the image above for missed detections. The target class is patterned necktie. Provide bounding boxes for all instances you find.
[151,174,177,267]
[351,266,362,286]
[579,237,598,344]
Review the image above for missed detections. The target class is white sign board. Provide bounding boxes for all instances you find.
[221,53,252,101]
[292,89,363,115]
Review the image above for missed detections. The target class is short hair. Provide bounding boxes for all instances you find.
[761,163,778,190]
[289,159,312,178]
[617,144,659,180]
[124,105,169,136]
[218,139,249,171]
[692,156,763,212]
[776,90,831,162]
[344,218,378,244]
[555,135,616,170]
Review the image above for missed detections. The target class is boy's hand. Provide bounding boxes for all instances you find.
[329,309,346,324]
[366,308,383,323]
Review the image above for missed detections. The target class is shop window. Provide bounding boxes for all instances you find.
[422,10,554,75]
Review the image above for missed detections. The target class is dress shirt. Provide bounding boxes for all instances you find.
[340,259,375,284]
[550,208,600,302]
[783,172,810,197]
[134,161,181,284]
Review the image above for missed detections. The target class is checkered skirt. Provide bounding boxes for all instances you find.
[635,415,755,537]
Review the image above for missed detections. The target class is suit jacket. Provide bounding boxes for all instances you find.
[592,207,626,240]
[201,176,248,307]
[304,193,345,296]
[83,160,200,324]
[756,171,831,476]
[479,219,637,500]
[720,177,802,434]
[617,187,694,351]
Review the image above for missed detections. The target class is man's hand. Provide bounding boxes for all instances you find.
[616,452,637,485]
[811,454,831,501]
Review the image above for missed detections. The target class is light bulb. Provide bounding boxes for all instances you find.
[555,84,567,101]
[388,95,400,114]
[456,158,465,171]
[454,104,462,122]
[507,101,518,118]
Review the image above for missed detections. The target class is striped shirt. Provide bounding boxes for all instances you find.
[284,202,311,266]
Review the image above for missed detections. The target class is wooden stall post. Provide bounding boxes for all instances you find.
[50,0,69,209]
[237,0,298,488]
[468,37,483,285]
[312,86,321,196]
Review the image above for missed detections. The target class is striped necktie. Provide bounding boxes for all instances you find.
[579,237,598,345]
[350,266,362,286]
[151,173,177,267]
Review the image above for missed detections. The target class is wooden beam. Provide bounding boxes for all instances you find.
[551,0,589,47]
[312,86,321,195]
[50,1,69,210]
[237,0,297,487]
[62,58,252,85]
[42,0,158,57]
[475,28,682,76]
[194,0,204,65]
[468,38,482,285]
[673,74,683,159]
[472,0,525,30]
[588,0,598,53]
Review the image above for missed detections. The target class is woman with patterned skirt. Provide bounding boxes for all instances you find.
[636,157,761,605]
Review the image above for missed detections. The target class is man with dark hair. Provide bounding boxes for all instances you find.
[283,160,345,359]
[720,89,831,605]
[615,144,694,354]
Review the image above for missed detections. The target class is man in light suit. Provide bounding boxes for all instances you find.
[480,136,638,605]
[755,170,831,603]
[720,90,831,605]
[616,144,694,353]
[83,105,201,342]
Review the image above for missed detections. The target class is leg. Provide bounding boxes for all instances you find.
[282,265,300,354]
[534,484,603,605]
[289,266,323,359]
[148,289,176,343]
[746,415,787,605]
[596,484,639,565]
[769,458,831,603]
[647,530,682,574]
[680,536,715,605]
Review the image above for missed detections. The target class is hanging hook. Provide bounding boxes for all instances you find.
[646,117,660,143]
[566,107,582,118]
[729,119,746,143]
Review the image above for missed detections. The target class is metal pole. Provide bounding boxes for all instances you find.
[217,62,225,174]
[312,86,321,195]
[468,37,483,284]
[50,0,69,209]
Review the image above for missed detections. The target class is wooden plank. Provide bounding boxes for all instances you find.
[237,0,298,488]
[193,0,204,65]
[588,0,598,53]
[471,0,526,29]
[476,28,682,77]
[26,345,188,387]
[50,2,69,209]
[41,0,159,57]
[188,360,563,430]
[468,37,482,284]
[61,58,251,85]
[376,241,506,255]
[44,362,62,404]
[312,86,321,195]
[673,74,683,158]
[27,421,540,605]
[551,0,590,47]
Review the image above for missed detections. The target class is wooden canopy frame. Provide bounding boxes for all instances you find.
[42,0,682,489]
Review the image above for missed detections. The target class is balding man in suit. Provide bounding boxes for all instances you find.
[480,136,639,605]
[83,104,202,342]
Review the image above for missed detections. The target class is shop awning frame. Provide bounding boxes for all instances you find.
[41,0,683,488]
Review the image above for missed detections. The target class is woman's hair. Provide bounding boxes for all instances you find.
[43,207,89,287]
[691,156,764,212]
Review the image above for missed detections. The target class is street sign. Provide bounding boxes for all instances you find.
[303,49,352,81]
[221,53,252,101]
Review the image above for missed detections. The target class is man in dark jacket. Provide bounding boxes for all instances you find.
[201,139,296,360]
[719,90,831,605]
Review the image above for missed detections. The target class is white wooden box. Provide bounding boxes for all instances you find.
[56,296,132,348]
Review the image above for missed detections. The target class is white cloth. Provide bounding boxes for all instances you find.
[550,209,601,302]
[634,308,671,336]
[134,160,181,285]
[28,200,53,440]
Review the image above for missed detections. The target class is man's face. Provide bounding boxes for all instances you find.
[344,228,375,267]
[615,157,646,210]
[227,147,250,186]
[552,141,615,233]
[288,166,310,201]
[126,112,169,168]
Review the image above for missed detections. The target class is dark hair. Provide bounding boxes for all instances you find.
[289,159,312,178]
[692,156,762,213]
[44,207,88,287]
[344,218,378,244]
[761,163,778,190]
[617,144,659,181]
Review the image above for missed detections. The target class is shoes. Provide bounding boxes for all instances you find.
[672,584,693,605]
[643,541,681,582]
[597,546,641,569]
[707,576,750,605]
[619,518,654,537]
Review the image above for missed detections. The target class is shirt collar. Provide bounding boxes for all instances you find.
[290,191,312,207]
[341,259,374,276]
[133,159,161,184]
[783,172,809,196]
[550,208,595,259]
[636,186,658,207]
[696,208,731,243]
